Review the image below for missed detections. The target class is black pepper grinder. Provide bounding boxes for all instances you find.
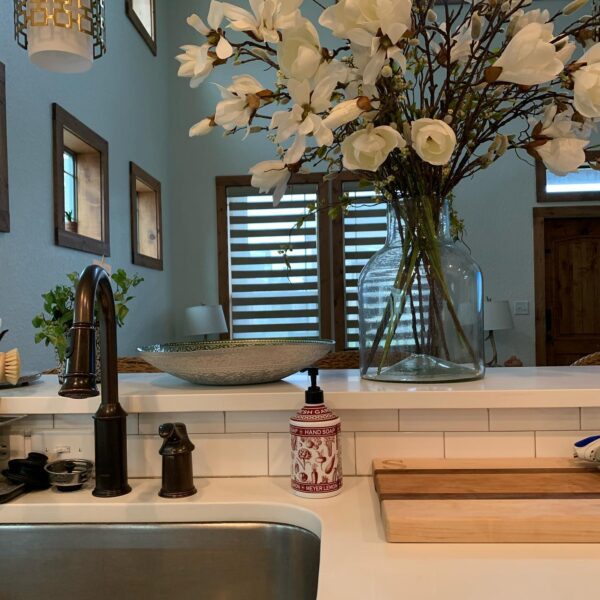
[158,423,197,498]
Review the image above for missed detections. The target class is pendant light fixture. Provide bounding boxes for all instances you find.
[14,1,106,74]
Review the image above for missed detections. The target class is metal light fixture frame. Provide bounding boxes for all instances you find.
[14,0,106,60]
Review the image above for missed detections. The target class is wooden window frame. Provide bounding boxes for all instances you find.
[216,173,332,341]
[125,0,157,56]
[130,161,163,271]
[533,205,600,365]
[52,103,110,256]
[535,150,600,204]
[0,62,9,233]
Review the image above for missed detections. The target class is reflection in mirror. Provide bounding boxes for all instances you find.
[130,162,162,270]
[53,104,109,255]
[126,0,157,55]
[0,62,8,233]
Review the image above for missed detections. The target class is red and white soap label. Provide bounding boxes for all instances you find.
[290,422,342,495]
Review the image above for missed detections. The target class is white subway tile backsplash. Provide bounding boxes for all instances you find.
[127,433,269,478]
[191,434,268,477]
[489,408,580,431]
[400,409,488,432]
[445,432,535,458]
[268,432,356,477]
[337,410,398,432]
[9,415,53,432]
[139,412,224,435]
[30,430,95,461]
[580,408,600,431]
[355,432,444,475]
[54,413,139,435]
[535,430,596,458]
[226,411,290,433]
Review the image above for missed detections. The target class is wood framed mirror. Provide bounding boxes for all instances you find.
[52,104,109,255]
[130,162,163,270]
[0,62,9,233]
[126,0,157,55]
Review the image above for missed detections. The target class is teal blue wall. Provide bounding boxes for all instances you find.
[0,1,174,372]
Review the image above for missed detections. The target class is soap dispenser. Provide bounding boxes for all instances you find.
[290,368,342,498]
[158,423,197,498]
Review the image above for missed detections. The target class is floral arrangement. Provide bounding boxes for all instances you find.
[177,0,600,377]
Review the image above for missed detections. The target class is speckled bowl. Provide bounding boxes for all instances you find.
[137,338,335,386]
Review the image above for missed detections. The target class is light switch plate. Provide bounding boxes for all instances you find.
[514,301,529,316]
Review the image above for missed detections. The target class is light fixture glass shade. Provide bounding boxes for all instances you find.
[28,22,92,73]
[484,301,513,332]
[15,0,106,73]
[183,306,228,337]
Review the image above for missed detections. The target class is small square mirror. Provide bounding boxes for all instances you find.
[130,162,163,270]
[53,104,109,255]
[126,0,157,55]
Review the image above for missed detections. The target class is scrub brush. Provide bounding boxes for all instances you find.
[0,348,20,385]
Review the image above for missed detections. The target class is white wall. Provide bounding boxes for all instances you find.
[0,1,175,372]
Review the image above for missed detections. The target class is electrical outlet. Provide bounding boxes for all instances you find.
[514,301,529,316]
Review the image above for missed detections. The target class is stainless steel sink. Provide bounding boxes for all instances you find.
[0,522,320,600]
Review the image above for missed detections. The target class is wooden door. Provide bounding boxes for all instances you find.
[535,208,600,365]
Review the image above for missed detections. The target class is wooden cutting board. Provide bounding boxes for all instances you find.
[374,458,600,543]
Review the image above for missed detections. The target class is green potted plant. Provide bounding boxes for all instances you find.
[64,210,78,234]
[32,269,143,382]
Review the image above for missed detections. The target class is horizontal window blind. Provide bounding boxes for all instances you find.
[341,185,431,348]
[341,185,388,347]
[225,183,322,339]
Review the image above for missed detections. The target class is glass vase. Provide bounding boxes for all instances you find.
[358,200,485,383]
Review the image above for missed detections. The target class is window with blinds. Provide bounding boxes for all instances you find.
[338,182,388,348]
[219,180,323,339]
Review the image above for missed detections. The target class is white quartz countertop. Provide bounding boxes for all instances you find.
[3,476,600,600]
[1,367,600,414]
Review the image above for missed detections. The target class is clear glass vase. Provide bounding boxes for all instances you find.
[358,200,485,383]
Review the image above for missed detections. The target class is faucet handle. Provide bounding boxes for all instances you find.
[158,423,197,499]
[158,423,195,455]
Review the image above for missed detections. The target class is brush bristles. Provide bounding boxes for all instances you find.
[1,349,20,385]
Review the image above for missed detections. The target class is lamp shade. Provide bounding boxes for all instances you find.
[183,305,228,337]
[484,300,513,332]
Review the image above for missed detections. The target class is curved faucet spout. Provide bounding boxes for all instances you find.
[58,264,131,498]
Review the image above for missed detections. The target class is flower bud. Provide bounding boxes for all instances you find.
[471,14,482,39]
[381,65,394,78]
[564,0,588,15]
[426,9,437,21]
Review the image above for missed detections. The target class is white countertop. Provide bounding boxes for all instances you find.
[2,367,600,414]
[4,476,600,600]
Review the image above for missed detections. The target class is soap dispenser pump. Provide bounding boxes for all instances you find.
[289,368,342,498]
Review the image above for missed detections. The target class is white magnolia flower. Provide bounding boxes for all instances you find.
[322,0,410,86]
[187,2,233,59]
[494,23,574,86]
[222,0,300,43]
[319,0,411,43]
[341,125,406,171]
[449,22,477,65]
[322,97,370,129]
[537,104,592,139]
[189,117,215,137]
[536,137,588,176]
[507,9,550,38]
[270,77,337,164]
[250,160,292,205]
[411,118,457,166]
[176,44,216,88]
[573,43,600,118]
[278,19,323,81]
[214,75,265,131]
[533,105,590,176]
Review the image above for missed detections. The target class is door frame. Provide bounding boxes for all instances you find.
[533,206,600,365]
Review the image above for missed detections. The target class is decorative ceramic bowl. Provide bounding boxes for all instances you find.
[137,338,335,386]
